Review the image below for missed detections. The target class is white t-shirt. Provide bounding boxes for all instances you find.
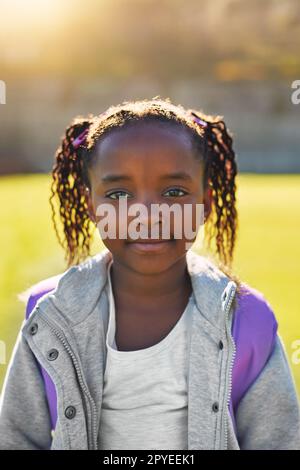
[98,259,195,450]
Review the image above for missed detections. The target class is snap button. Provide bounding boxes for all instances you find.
[47,349,59,361]
[212,401,219,412]
[30,323,38,335]
[65,406,76,419]
[218,340,224,350]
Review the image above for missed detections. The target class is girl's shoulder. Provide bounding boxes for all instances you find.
[20,248,113,321]
[188,250,277,317]
[197,251,278,324]
[23,273,64,320]
[233,280,277,324]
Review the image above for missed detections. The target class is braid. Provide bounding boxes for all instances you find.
[50,97,238,282]
[187,109,238,268]
[49,115,96,268]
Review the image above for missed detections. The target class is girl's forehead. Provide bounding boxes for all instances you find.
[87,122,203,187]
[95,122,194,164]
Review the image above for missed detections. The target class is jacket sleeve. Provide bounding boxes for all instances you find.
[235,332,300,450]
[0,322,53,450]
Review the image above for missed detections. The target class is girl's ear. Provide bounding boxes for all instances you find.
[85,187,97,224]
[204,185,213,221]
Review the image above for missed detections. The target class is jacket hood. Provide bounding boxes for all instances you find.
[33,247,237,333]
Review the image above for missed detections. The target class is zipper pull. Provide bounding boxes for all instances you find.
[221,281,237,315]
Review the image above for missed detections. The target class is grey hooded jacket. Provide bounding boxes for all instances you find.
[0,248,299,450]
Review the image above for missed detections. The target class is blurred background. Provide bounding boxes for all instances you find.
[0,0,299,398]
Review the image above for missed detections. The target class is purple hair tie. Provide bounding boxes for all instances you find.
[72,128,89,149]
[191,115,208,128]
[71,111,109,150]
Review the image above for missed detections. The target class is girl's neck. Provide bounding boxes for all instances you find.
[109,257,193,312]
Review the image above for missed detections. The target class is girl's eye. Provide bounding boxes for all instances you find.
[163,188,188,197]
[105,191,131,200]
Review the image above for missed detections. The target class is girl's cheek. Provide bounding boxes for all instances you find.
[93,199,119,241]
[95,207,135,242]
[177,199,204,242]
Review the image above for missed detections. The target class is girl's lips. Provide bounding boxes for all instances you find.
[127,239,174,254]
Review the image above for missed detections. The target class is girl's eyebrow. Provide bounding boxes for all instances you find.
[101,174,132,183]
[160,171,192,181]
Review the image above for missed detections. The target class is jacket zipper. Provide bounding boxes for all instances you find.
[35,307,99,450]
[222,282,237,450]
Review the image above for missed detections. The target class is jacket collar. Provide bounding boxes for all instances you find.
[39,247,236,333]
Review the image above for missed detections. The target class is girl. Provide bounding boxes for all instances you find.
[0,97,299,450]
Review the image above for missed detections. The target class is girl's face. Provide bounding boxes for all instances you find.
[87,121,212,274]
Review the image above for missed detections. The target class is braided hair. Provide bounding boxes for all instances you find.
[50,97,239,287]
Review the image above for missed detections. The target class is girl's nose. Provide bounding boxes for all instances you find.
[135,206,161,231]
[129,200,166,238]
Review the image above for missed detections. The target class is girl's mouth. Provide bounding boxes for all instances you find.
[126,239,175,254]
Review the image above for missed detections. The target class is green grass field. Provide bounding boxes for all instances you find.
[0,173,299,399]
